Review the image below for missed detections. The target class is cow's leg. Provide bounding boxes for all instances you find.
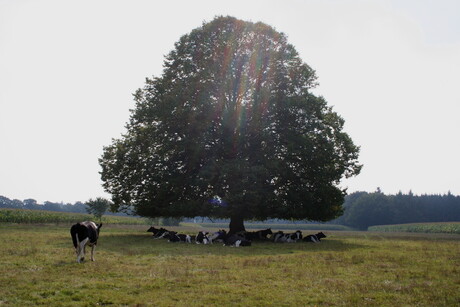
[91,244,96,261]
[77,238,89,263]
[75,234,80,256]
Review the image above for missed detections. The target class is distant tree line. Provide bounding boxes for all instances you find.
[2,191,459,230]
[0,196,129,216]
[0,196,182,226]
[333,191,460,230]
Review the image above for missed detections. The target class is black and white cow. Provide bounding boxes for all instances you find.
[224,233,252,247]
[70,221,102,263]
[303,232,327,243]
[164,231,192,243]
[208,229,227,243]
[147,226,169,238]
[195,231,211,244]
[273,230,303,243]
[244,228,273,241]
[147,226,160,234]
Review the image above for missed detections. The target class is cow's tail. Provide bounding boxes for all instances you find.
[71,225,79,249]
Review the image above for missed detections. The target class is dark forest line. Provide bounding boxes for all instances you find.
[333,191,460,229]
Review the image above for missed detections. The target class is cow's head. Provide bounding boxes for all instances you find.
[263,228,273,235]
[316,232,326,239]
[295,230,302,240]
[147,226,157,233]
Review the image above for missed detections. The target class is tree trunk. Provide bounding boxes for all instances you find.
[229,214,245,235]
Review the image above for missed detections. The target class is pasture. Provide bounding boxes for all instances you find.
[368,222,460,234]
[0,224,459,306]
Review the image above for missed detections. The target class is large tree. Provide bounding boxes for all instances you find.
[100,16,361,233]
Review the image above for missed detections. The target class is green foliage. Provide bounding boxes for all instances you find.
[0,208,151,225]
[100,16,361,227]
[369,222,460,234]
[85,197,111,221]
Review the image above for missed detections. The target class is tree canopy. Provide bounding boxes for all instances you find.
[99,16,361,233]
[85,197,111,222]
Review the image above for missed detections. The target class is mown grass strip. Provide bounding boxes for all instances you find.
[368,222,460,234]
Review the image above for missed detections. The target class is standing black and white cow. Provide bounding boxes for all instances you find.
[70,221,102,263]
[303,232,327,243]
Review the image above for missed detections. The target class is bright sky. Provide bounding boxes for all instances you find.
[1,0,459,203]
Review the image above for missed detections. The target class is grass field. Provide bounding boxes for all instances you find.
[0,223,459,306]
[368,222,460,234]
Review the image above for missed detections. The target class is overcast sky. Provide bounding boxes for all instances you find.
[1,0,459,203]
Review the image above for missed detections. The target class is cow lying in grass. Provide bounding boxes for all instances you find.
[207,230,251,247]
[70,221,102,263]
[200,230,251,246]
[224,233,252,247]
[147,228,251,247]
[244,228,273,241]
[146,227,209,244]
[163,231,192,243]
[273,230,303,243]
[209,229,227,243]
[196,231,211,244]
[147,226,169,238]
[303,232,327,243]
[145,227,325,246]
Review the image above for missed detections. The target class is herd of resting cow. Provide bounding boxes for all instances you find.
[147,226,327,247]
[70,221,327,263]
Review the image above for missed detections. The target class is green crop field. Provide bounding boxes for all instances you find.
[0,208,151,225]
[0,223,459,306]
